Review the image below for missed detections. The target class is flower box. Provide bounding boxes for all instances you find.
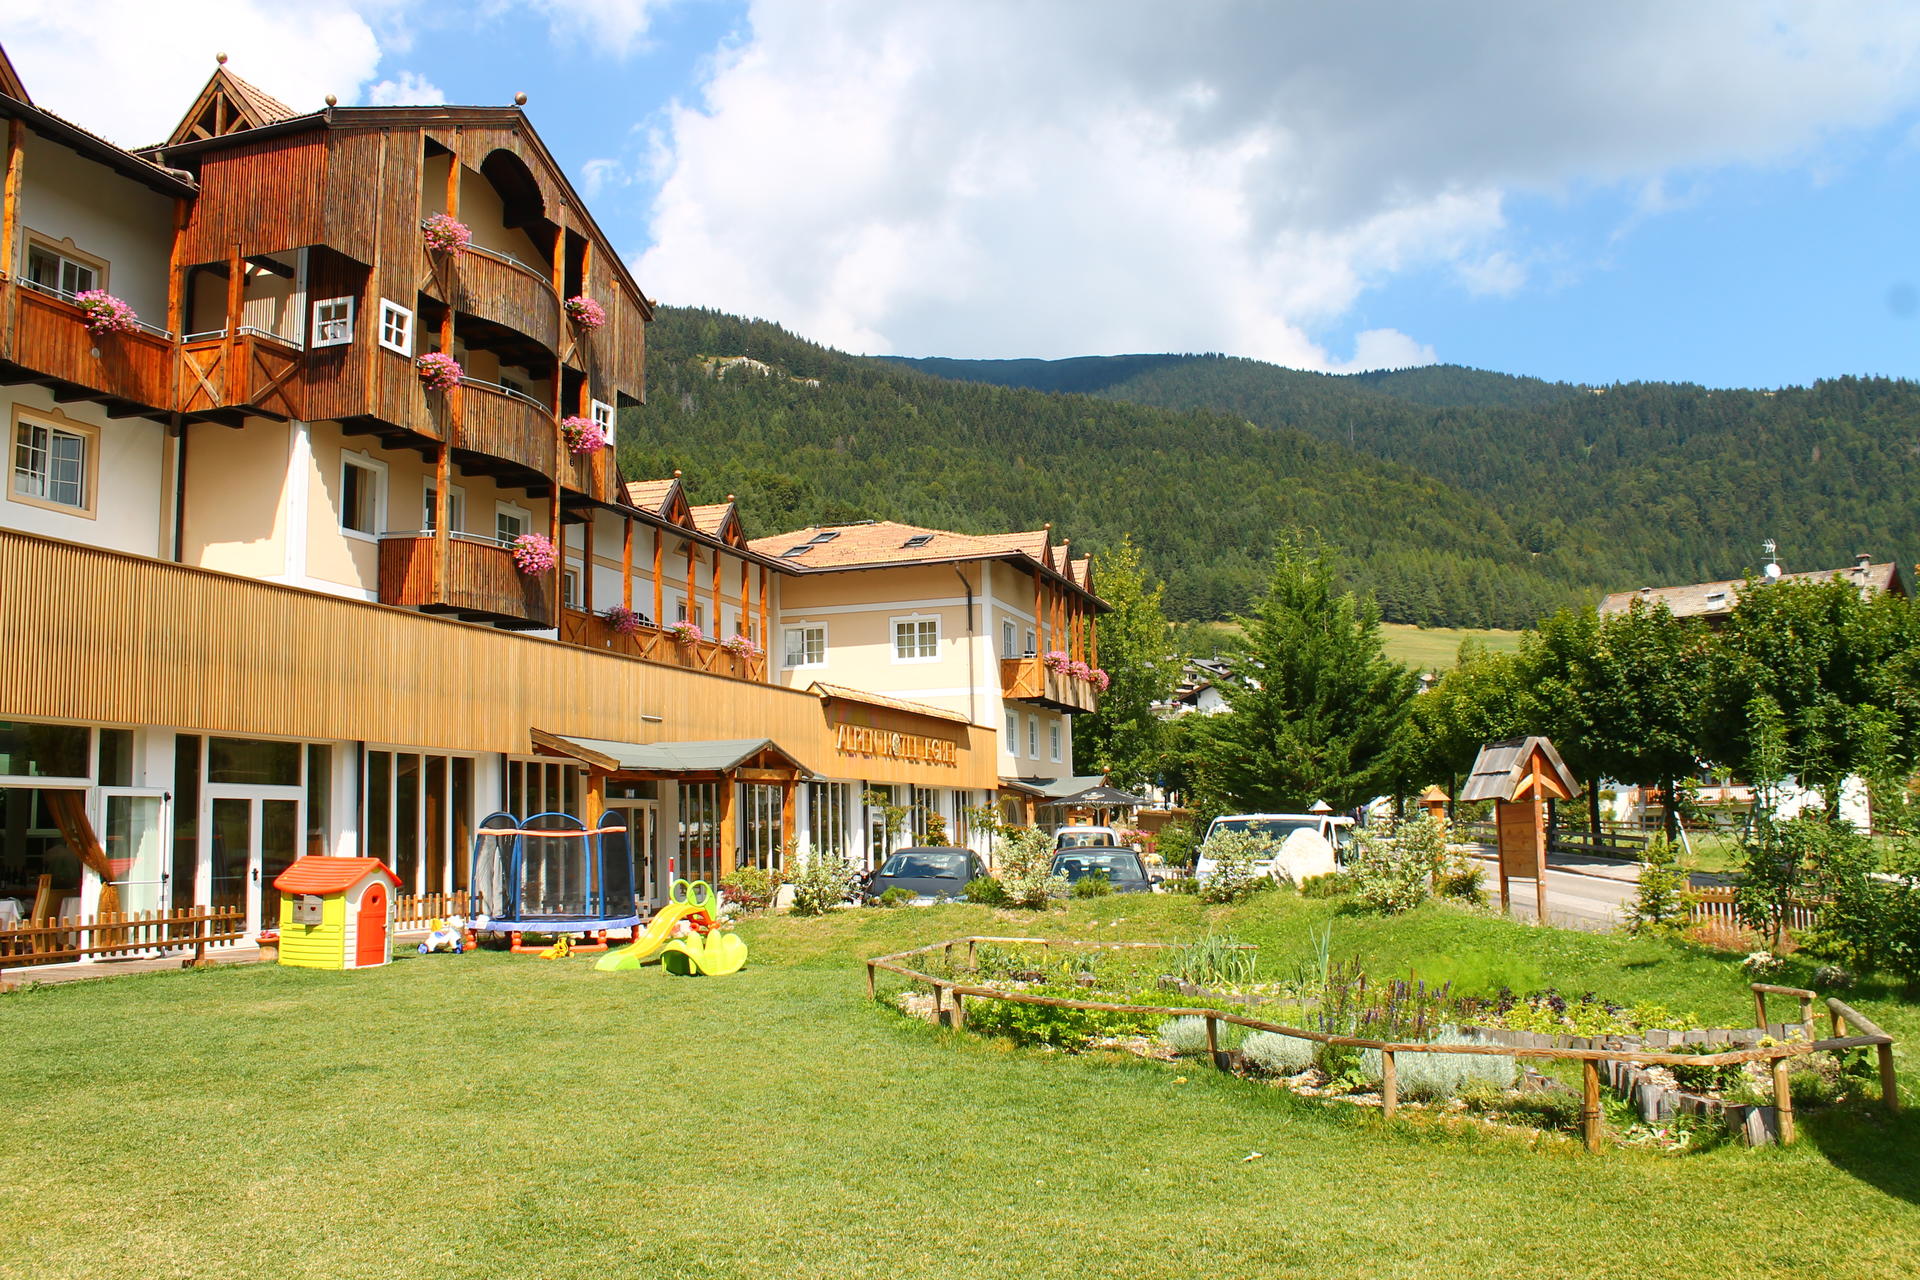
[416,352,463,393]
[602,604,646,635]
[509,532,557,576]
[74,290,140,336]
[422,213,472,256]
[561,415,608,454]
[564,295,607,330]
[666,621,705,645]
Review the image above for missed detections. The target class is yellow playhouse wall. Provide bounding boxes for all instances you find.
[278,893,347,970]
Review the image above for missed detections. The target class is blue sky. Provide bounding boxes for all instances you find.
[17,0,1920,388]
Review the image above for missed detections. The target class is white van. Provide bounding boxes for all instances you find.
[1195,813,1355,884]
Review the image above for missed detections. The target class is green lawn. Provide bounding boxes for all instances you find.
[5,894,1917,1279]
[1379,622,1525,671]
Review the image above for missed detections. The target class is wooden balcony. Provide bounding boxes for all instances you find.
[4,285,175,416]
[378,533,553,630]
[558,608,768,683]
[428,242,560,353]
[999,655,1099,714]
[179,330,303,420]
[458,378,554,478]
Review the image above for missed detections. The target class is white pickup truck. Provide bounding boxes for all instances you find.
[1194,813,1355,884]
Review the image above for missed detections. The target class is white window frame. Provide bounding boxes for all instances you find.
[339,452,386,541]
[1027,714,1039,759]
[1022,626,1036,657]
[890,613,940,664]
[1050,720,1062,763]
[423,480,465,534]
[562,565,582,609]
[311,296,355,349]
[377,298,414,356]
[590,398,616,447]
[1004,709,1019,756]
[9,410,97,518]
[495,501,531,545]
[23,236,104,298]
[783,624,827,669]
[1001,619,1016,659]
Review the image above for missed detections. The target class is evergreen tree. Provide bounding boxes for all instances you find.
[1206,543,1417,810]
[1073,536,1176,788]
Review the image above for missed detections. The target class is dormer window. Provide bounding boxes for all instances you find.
[780,545,813,559]
[902,534,934,548]
[311,297,355,348]
[807,531,839,544]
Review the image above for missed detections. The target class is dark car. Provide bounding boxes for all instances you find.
[1049,848,1154,893]
[866,847,986,903]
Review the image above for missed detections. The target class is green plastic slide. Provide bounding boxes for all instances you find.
[594,879,717,972]
[659,930,749,976]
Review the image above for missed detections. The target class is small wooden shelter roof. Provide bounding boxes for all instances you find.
[808,682,970,725]
[1459,737,1582,803]
[165,61,302,147]
[0,44,30,104]
[531,730,806,777]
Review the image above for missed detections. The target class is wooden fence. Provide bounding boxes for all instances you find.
[0,907,246,968]
[1687,885,1821,933]
[865,937,1900,1152]
[393,891,469,930]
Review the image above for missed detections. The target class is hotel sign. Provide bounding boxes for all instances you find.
[833,722,959,767]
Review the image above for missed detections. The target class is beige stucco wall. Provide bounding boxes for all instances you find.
[181,419,289,579]
[0,388,166,556]
[15,132,174,324]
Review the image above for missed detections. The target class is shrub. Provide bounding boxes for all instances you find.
[1156,1016,1246,1055]
[1435,857,1486,906]
[1630,834,1691,933]
[1346,816,1447,914]
[1161,875,1199,895]
[1197,829,1277,903]
[964,876,1009,906]
[1070,872,1113,898]
[1155,819,1200,868]
[1175,934,1257,988]
[994,826,1065,909]
[788,842,858,916]
[966,984,1159,1048]
[718,866,783,914]
[878,887,917,908]
[1359,1031,1517,1100]
[1298,872,1350,899]
[1242,1030,1315,1075]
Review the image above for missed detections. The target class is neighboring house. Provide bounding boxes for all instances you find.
[0,48,1101,951]
[1599,553,1908,623]
[1160,658,1232,716]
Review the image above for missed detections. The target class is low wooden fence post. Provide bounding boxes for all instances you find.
[1880,1044,1900,1114]
[1754,987,1768,1031]
[1770,1055,1796,1145]
[1381,1050,1398,1121]
[951,988,966,1031]
[1581,1059,1602,1153]
[932,983,946,1026]
[1204,1011,1219,1068]
[966,938,976,967]
[865,963,876,1000]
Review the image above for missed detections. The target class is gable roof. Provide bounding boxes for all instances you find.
[0,44,29,105]
[1459,736,1581,803]
[531,732,806,776]
[1599,557,1907,620]
[747,520,1103,604]
[272,856,401,894]
[165,61,301,147]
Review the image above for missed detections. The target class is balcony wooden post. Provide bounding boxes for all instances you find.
[549,223,567,625]
[581,518,594,617]
[652,529,664,627]
[2,119,23,342]
[780,778,797,857]
[1089,602,1099,669]
[224,243,244,401]
[758,566,770,677]
[717,772,738,878]
[1031,570,1044,656]
[622,516,634,611]
[685,539,697,626]
[739,554,750,644]
[709,547,722,642]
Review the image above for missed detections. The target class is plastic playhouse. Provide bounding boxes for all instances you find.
[273,856,402,969]
[596,878,747,975]
[468,811,640,953]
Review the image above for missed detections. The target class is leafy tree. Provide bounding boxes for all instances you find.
[1629,835,1690,933]
[1074,536,1176,787]
[1205,543,1417,810]
[1392,639,1531,804]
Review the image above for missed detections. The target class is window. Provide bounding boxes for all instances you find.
[1022,627,1036,657]
[784,625,826,668]
[892,616,938,662]
[24,241,99,297]
[562,566,581,608]
[311,296,355,348]
[808,531,840,544]
[495,502,529,544]
[674,598,707,630]
[902,533,934,548]
[377,299,413,355]
[1027,715,1039,758]
[1004,709,1019,755]
[591,398,616,447]
[1001,620,1016,659]
[10,414,94,514]
[340,455,383,537]
[422,481,465,534]
[1050,720,1062,763]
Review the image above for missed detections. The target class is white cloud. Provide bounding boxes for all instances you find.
[364,71,445,107]
[636,0,1920,368]
[579,157,627,197]
[512,0,670,58]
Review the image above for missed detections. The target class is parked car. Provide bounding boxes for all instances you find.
[1048,848,1154,893]
[1194,812,1355,883]
[1053,825,1134,850]
[864,847,987,904]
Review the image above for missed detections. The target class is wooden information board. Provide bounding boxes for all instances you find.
[1494,797,1548,921]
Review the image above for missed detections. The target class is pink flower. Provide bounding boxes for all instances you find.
[602,604,645,635]
[564,295,607,330]
[561,415,608,454]
[416,352,463,393]
[667,620,705,645]
[422,213,472,256]
[723,633,763,659]
[73,290,140,336]
[1090,667,1111,691]
[1041,650,1070,672]
[509,532,557,575]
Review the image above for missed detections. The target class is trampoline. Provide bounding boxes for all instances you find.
[469,811,639,952]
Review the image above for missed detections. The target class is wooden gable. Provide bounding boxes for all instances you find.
[0,45,30,105]
[166,62,300,147]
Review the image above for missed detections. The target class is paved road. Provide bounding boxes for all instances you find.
[1462,845,1645,931]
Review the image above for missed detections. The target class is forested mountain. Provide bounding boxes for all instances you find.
[620,310,1595,626]
[887,352,1920,602]
[621,309,1918,629]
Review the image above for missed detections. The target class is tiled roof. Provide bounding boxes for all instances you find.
[749,520,1063,572]
[624,478,678,513]
[272,856,400,894]
[690,503,735,536]
[1599,559,1905,619]
[222,69,299,125]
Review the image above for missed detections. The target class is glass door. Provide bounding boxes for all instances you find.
[205,791,304,935]
[98,790,168,916]
[607,803,658,907]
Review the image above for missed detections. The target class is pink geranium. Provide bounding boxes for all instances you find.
[723,633,763,660]
[509,532,557,575]
[1090,667,1112,691]
[667,619,704,645]
[416,352,463,393]
[74,290,140,336]
[422,213,472,256]
[564,295,607,330]
[1041,650,1070,672]
[561,415,608,454]
[602,604,646,635]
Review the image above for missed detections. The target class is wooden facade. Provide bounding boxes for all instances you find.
[998,655,1099,714]
[5,288,175,417]
[378,533,554,629]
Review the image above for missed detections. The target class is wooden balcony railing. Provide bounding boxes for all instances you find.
[458,378,555,478]
[999,655,1099,714]
[378,533,553,630]
[179,329,303,419]
[421,235,560,354]
[558,608,769,682]
[7,285,175,411]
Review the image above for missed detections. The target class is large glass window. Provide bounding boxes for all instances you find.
[341,456,381,536]
[784,625,826,668]
[305,744,331,858]
[208,737,301,786]
[808,782,850,859]
[0,721,90,779]
[740,783,784,871]
[679,782,721,886]
[12,418,92,512]
[366,748,475,895]
[96,728,134,787]
[172,735,200,910]
[892,617,938,661]
[0,787,84,914]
